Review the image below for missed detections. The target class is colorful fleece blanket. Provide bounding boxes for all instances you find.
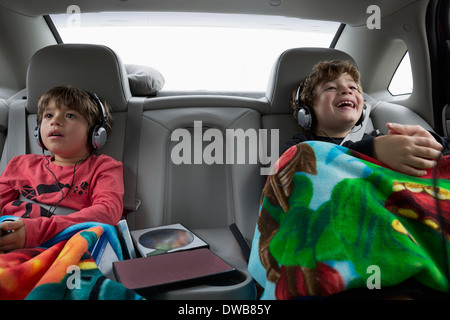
[248,141,450,299]
[0,219,143,300]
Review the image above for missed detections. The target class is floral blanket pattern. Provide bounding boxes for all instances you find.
[0,220,143,300]
[248,141,450,299]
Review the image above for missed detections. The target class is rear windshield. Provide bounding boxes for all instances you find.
[51,12,340,92]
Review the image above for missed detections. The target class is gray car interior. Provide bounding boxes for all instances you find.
[0,43,435,299]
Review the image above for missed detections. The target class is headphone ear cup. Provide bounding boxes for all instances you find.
[87,92,108,151]
[294,82,313,131]
[355,104,367,127]
[297,105,312,130]
[90,125,108,150]
[34,125,47,150]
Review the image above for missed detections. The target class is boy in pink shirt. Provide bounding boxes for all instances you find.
[0,85,124,251]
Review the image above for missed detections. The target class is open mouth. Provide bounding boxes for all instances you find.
[49,130,63,138]
[335,100,355,108]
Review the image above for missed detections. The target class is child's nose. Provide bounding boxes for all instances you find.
[51,114,63,125]
[341,87,353,95]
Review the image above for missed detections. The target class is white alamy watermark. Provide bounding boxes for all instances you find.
[66,265,81,290]
[367,5,381,30]
[170,121,279,175]
[366,265,381,289]
[66,5,81,28]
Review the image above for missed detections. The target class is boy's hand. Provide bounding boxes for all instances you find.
[386,123,436,139]
[0,220,26,253]
[374,123,443,176]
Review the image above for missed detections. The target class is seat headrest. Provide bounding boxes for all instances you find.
[26,44,131,113]
[266,47,357,114]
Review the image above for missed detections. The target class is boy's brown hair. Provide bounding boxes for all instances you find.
[37,85,113,140]
[291,60,362,121]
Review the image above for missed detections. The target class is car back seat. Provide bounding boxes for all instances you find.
[125,46,438,299]
[5,43,260,299]
[1,43,437,300]
[368,99,434,134]
[136,95,271,299]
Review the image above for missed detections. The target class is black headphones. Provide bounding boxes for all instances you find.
[295,83,366,131]
[295,84,314,130]
[34,91,108,151]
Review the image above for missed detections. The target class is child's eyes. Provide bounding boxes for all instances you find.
[42,112,78,119]
[324,85,359,91]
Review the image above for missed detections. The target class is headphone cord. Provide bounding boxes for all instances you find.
[43,154,87,215]
[314,125,362,146]
[313,130,342,145]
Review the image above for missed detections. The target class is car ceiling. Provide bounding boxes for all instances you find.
[0,0,422,26]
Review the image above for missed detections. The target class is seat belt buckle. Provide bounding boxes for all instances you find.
[123,199,141,215]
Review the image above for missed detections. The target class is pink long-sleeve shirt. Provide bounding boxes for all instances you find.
[0,154,124,247]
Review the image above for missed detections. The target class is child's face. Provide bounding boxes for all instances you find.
[40,99,91,163]
[312,72,364,137]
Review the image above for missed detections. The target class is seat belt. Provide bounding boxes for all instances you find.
[0,99,8,134]
[6,100,27,163]
[18,194,76,215]
[122,97,145,224]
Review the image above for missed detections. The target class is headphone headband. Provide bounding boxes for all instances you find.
[87,92,107,129]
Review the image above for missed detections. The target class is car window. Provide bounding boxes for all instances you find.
[50,12,340,92]
[388,51,413,96]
